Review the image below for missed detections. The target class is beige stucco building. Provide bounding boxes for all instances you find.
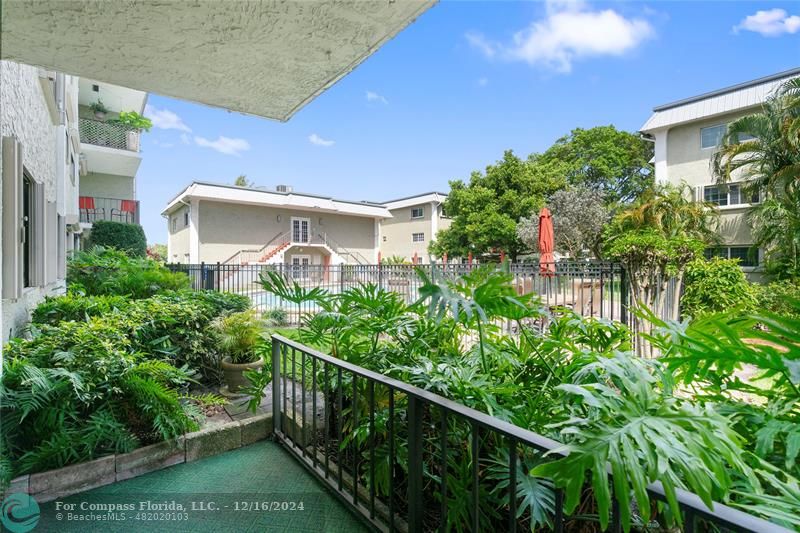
[380,192,450,263]
[641,67,800,273]
[163,184,451,266]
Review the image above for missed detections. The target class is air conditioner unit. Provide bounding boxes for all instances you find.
[276,185,293,193]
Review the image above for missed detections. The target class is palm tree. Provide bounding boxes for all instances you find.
[746,195,800,277]
[610,183,718,241]
[712,78,800,276]
[605,184,718,352]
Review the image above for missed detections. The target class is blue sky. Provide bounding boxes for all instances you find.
[138,1,800,244]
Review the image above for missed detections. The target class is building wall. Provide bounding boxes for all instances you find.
[663,109,758,247]
[664,110,755,189]
[380,201,450,263]
[167,204,191,263]
[0,61,75,342]
[192,201,377,264]
[80,171,135,200]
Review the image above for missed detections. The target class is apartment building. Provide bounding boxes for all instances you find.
[164,183,451,266]
[77,79,146,239]
[0,61,81,341]
[0,61,148,341]
[380,192,450,264]
[640,67,800,273]
[164,182,387,267]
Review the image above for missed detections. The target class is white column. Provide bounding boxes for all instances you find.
[189,199,200,263]
[374,218,381,264]
[429,202,439,263]
[653,129,669,185]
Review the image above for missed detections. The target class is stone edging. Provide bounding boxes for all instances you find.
[6,413,273,503]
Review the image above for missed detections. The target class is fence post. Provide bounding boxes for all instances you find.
[272,337,281,435]
[619,265,629,326]
[407,395,424,532]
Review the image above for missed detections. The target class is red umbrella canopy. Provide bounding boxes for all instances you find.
[538,207,556,275]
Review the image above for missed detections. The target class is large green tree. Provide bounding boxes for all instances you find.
[535,125,654,205]
[430,150,565,260]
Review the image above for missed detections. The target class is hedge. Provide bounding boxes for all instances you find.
[87,220,147,257]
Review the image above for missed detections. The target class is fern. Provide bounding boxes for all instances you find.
[122,374,197,440]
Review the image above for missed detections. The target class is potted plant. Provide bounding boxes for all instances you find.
[90,100,108,119]
[213,309,265,393]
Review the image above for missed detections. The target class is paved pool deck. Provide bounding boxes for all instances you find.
[35,440,368,533]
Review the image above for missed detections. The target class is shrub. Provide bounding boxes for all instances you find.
[68,247,189,298]
[162,289,250,317]
[682,257,756,319]
[87,220,147,257]
[753,278,800,319]
[1,319,199,478]
[264,308,288,327]
[31,293,130,325]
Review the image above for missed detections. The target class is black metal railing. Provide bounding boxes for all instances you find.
[270,335,789,533]
[166,262,647,326]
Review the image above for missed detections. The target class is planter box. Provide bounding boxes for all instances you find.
[30,455,115,502]
[3,475,30,498]
[115,438,185,482]
[185,423,242,462]
[7,413,272,503]
[239,413,273,446]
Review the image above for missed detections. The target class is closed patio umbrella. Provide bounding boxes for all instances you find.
[538,207,556,276]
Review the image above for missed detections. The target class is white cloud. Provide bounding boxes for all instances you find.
[466,0,654,73]
[366,91,388,105]
[144,104,192,132]
[465,32,498,58]
[152,140,174,148]
[194,136,251,156]
[734,8,800,37]
[308,133,335,147]
[180,133,191,145]
[477,77,489,87]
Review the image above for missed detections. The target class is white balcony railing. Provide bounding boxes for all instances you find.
[79,118,141,152]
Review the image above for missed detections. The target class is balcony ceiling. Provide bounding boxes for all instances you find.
[81,143,142,178]
[78,79,147,114]
[0,0,435,121]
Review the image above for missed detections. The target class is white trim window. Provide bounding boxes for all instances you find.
[703,184,759,206]
[700,124,726,149]
[411,207,424,219]
[412,232,424,243]
[291,217,310,243]
[705,246,759,267]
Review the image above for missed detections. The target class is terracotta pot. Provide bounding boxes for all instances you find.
[221,356,263,393]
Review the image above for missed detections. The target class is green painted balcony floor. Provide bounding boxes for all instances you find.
[37,440,368,532]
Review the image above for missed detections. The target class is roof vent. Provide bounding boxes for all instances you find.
[276,185,293,193]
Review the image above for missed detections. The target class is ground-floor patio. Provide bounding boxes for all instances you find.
[36,440,367,532]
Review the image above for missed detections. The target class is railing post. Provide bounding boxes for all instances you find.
[272,337,281,435]
[619,264,629,326]
[407,395,424,532]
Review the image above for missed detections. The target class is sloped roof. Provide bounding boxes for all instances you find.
[163,182,391,219]
[641,67,800,132]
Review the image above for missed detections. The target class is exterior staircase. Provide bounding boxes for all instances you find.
[222,231,290,266]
